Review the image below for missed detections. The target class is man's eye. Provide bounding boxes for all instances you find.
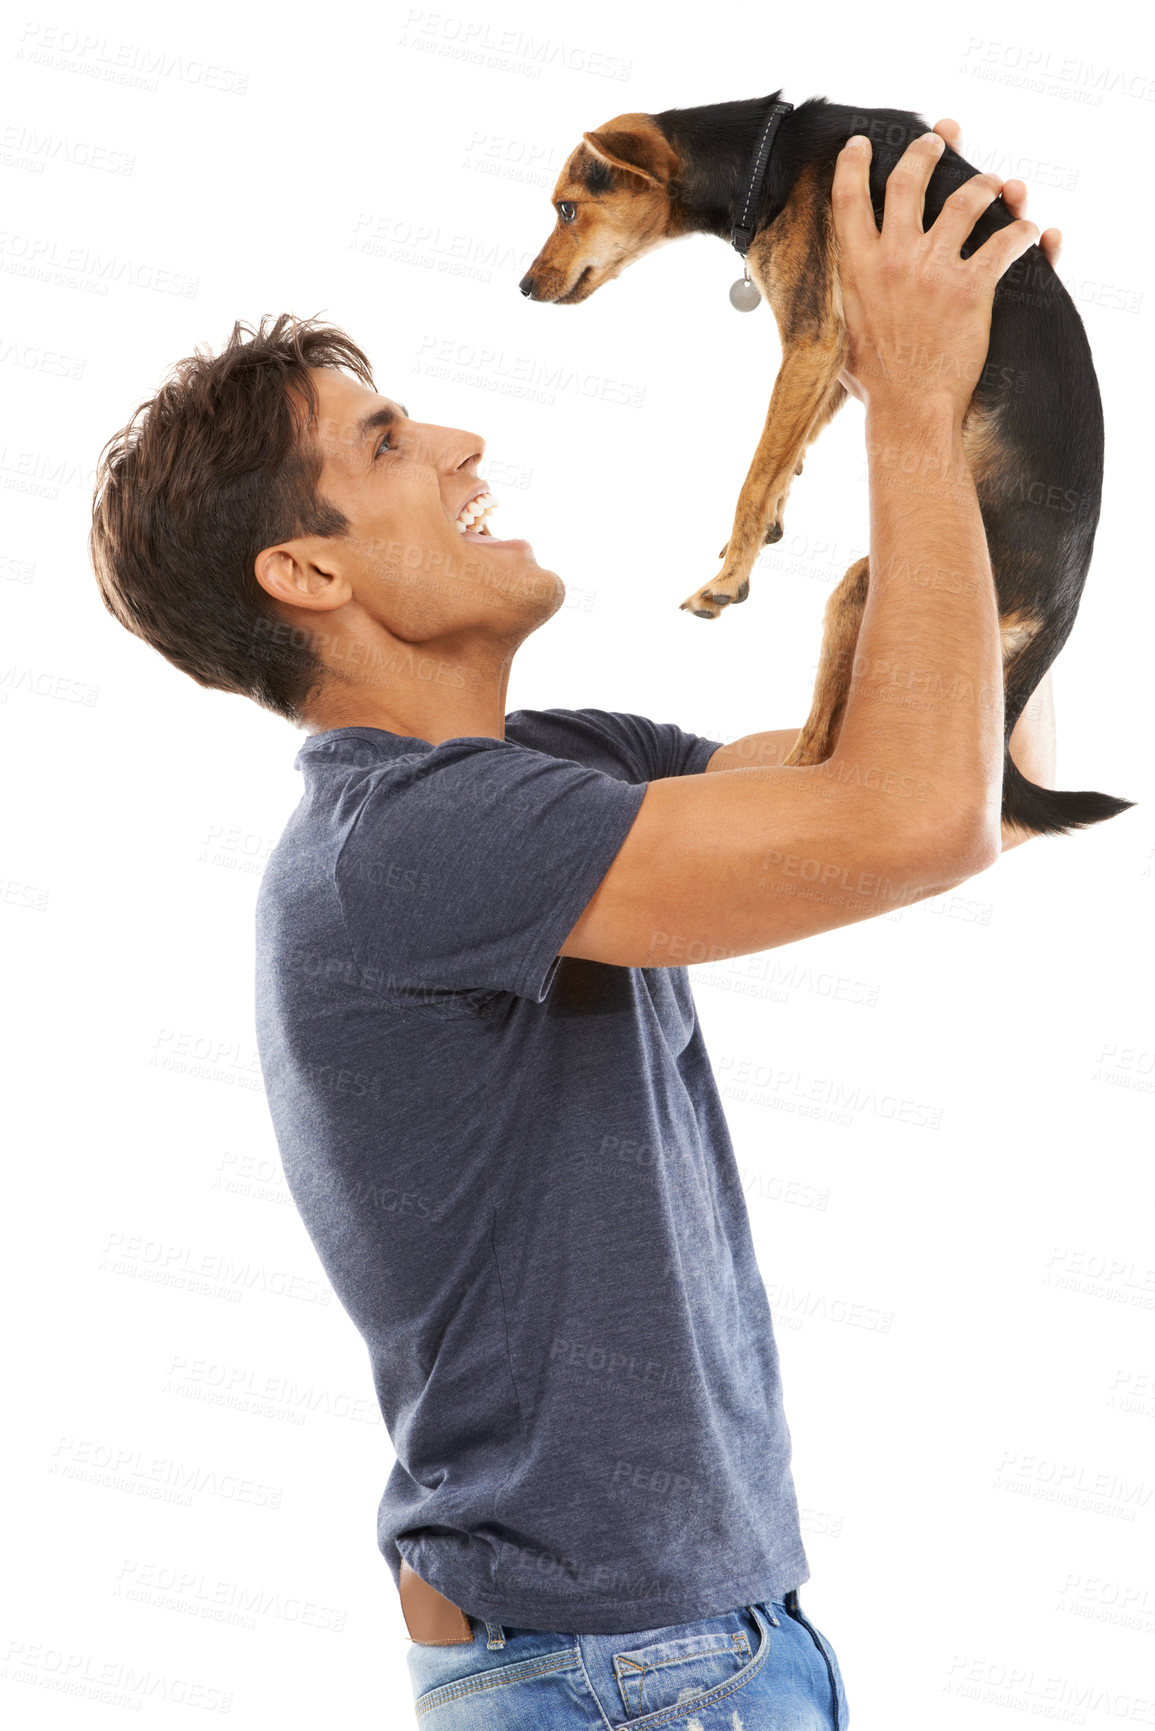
[558,201,576,223]
[375,432,395,458]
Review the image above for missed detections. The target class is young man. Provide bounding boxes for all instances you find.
[91,121,1055,1728]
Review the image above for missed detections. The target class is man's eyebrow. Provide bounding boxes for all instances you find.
[356,402,409,443]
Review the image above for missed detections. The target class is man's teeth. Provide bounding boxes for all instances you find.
[455,493,498,534]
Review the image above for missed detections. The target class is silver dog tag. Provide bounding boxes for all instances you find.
[729,266,762,311]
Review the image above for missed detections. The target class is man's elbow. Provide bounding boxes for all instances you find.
[897,803,1003,887]
[950,816,1004,878]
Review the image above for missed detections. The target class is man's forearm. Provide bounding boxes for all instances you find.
[831,398,1006,858]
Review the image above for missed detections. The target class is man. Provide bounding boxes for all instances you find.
[91,120,1056,1728]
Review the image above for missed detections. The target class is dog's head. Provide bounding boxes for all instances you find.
[519,113,685,305]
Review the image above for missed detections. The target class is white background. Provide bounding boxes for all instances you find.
[2,0,1152,1725]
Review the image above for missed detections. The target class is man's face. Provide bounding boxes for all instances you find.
[302,367,564,644]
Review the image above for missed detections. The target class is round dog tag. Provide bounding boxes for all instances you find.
[729,275,762,311]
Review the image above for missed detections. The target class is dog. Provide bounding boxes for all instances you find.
[518,92,1133,838]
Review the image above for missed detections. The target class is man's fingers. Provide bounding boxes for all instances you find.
[879,130,945,241]
[1001,177,1062,268]
[971,216,1041,283]
[926,169,1007,256]
[932,117,963,153]
[1039,226,1062,267]
[831,135,879,254]
[1002,177,1028,217]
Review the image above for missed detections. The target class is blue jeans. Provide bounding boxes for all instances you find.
[405,1587,849,1727]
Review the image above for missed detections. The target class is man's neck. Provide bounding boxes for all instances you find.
[302,668,512,746]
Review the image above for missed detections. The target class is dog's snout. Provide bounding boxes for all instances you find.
[519,274,536,298]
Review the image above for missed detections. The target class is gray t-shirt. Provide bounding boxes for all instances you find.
[254,707,810,1634]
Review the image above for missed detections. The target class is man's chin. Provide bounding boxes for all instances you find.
[539,569,567,619]
[508,558,566,622]
[452,537,563,613]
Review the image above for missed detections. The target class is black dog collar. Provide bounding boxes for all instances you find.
[731,99,794,256]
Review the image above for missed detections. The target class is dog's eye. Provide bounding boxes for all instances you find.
[557,201,577,223]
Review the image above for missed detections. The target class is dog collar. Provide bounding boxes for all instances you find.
[731,99,794,257]
[729,98,793,309]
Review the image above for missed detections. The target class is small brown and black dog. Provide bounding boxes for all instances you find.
[519,91,1132,838]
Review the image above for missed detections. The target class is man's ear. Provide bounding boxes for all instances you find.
[580,115,678,188]
[253,542,351,614]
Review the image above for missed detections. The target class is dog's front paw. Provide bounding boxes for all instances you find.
[679,570,752,619]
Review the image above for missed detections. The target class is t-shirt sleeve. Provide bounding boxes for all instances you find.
[603,711,725,780]
[526,707,724,782]
[334,736,648,1004]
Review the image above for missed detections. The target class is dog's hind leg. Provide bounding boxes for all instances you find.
[782,556,870,766]
[681,162,848,619]
[781,398,1032,770]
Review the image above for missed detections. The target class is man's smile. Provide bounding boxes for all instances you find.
[450,487,531,550]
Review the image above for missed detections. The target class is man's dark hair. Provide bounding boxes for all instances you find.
[89,312,375,726]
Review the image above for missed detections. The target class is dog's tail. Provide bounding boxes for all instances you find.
[1002,750,1136,838]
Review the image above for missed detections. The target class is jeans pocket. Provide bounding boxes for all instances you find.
[612,1624,753,1718]
[409,1641,581,1724]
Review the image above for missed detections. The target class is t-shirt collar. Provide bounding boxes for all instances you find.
[294,726,435,769]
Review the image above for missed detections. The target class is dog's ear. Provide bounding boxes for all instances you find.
[581,119,678,188]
